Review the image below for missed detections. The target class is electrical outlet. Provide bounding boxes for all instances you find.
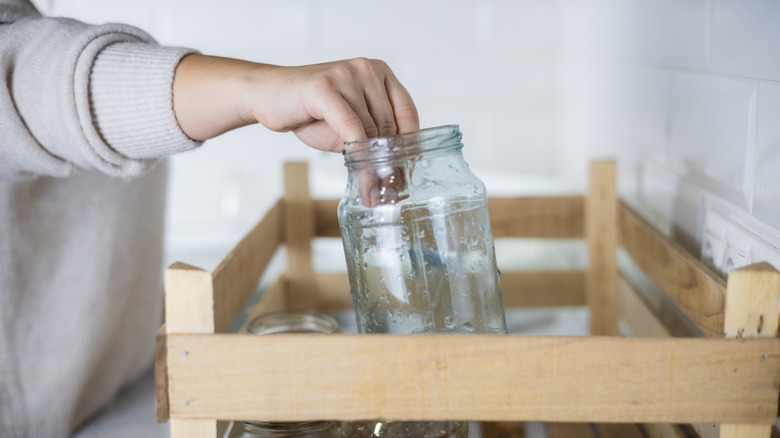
[701,202,780,278]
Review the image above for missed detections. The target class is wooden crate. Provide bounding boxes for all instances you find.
[156,161,780,438]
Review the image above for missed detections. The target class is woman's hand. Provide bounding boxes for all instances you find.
[172,55,419,151]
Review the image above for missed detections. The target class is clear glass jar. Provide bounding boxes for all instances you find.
[337,125,507,438]
[223,311,344,438]
[228,421,344,438]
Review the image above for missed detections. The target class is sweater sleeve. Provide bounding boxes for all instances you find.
[0,0,201,180]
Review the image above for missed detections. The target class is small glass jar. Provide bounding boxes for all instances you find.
[337,125,507,437]
[223,311,344,438]
[230,421,344,438]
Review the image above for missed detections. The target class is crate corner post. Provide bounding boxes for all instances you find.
[719,262,780,438]
[586,160,619,336]
[283,161,317,310]
[164,262,220,438]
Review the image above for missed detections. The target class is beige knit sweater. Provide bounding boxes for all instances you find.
[0,1,200,436]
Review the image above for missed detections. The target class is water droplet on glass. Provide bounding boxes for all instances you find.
[463,322,475,332]
[444,315,456,329]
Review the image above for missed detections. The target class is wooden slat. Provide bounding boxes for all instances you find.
[619,202,727,337]
[165,262,215,334]
[480,421,526,437]
[618,279,702,438]
[313,272,352,310]
[155,325,169,423]
[546,423,596,438]
[210,200,283,333]
[170,419,218,438]
[164,263,219,437]
[723,262,780,340]
[500,270,586,308]
[310,270,588,311]
[312,196,586,239]
[253,275,289,315]
[489,196,585,238]
[166,334,780,424]
[586,161,619,335]
[719,263,780,438]
[235,276,291,333]
[284,162,317,309]
[642,423,687,438]
[314,198,341,237]
[596,424,645,438]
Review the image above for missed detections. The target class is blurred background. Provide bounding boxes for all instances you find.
[33,1,779,436]
[37,0,780,279]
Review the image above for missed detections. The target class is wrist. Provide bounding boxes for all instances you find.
[172,54,263,141]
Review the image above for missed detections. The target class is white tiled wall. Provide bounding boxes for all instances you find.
[555,0,780,269]
[39,0,780,270]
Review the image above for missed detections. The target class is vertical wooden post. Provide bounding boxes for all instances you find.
[165,262,220,438]
[284,162,317,309]
[718,262,780,438]
[586,161,619,336]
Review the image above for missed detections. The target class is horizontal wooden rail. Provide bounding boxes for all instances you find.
[490,196,585,238]
[618,202,726,337]
[167,333,780,424]
[313,196,585,239]
[210,199,284,333]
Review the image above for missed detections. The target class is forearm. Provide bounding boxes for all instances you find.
[171,55,419,152]
[172,54,265,141]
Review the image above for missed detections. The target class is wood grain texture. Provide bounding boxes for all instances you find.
[723,263,780,340]
[312,272,352,310]
[499,270,586,308]
[165,262,215,334]
[720,424,772,438]
[481,421,526,438]
[596,423,645,438]
[619,202,727,337]
[489,196,585,238]
[253,275,289,316]
[586,161,619,336]
[166,334,780,424]
[641,423,687,438]
[170,419,217,438]
[164,264,218,437]
[211,200,282,333]
[155,325,169,423]
[284,162,317,310]
[619,278,710,438]
[718,263,780,438]
[546,423,596,438]
[313,198,341,237]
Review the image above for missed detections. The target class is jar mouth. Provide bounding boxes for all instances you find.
[242,420,336,434]
[343,124,462,166]
[245,310,341,335]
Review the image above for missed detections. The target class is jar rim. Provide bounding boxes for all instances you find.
[342,124,462,166]
[241,420,337,434]
[245,310,341,335]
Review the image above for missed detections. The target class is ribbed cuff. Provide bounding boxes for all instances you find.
[89,42,201,161]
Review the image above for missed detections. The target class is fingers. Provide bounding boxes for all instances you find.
[308,85,368,144]
[357,164,407,207]
[385,69,420,134]
[271,58,418,152]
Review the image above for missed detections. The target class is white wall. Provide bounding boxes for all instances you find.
[39,0,780,272]
[556,0,780,273]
